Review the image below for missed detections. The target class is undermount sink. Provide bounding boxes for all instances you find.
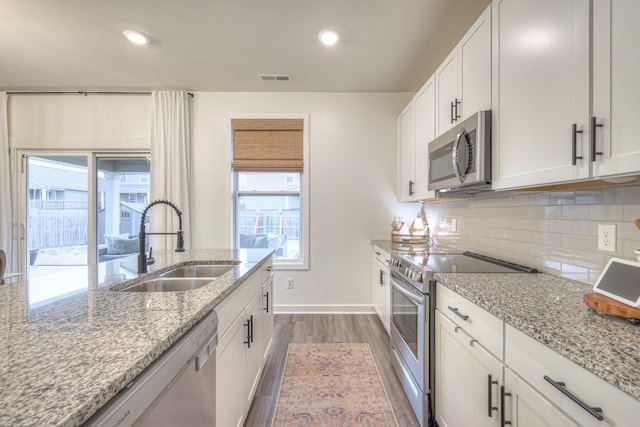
[160,264,238,278]
[120,278,214,292]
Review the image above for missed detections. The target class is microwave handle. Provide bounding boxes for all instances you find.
[452,130,466,183]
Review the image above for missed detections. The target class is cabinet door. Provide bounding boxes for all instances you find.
[435,311,502,427]
[216,314,246,427]
[244,291,263,409]
[413,77,437,200]
[503,368,579,427]
[592,0,640,178]
[261,276,274,363]
[492,0,590,190]
[397,102,416,202]
[435,51,459,135]
[458,5,491,121]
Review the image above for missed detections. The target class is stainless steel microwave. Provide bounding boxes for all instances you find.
[428,110,491,192]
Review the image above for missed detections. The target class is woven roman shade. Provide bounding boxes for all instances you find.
[232,118,303,172]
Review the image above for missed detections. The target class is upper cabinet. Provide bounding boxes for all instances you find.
[397,77,437,202]
[493,0,640,190]
[436,6,491,136]
[492,0,591,190]
[592,0,640,178]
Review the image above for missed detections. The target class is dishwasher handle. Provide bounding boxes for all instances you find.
[196,334,218,371]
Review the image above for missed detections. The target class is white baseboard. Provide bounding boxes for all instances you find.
[274,304,375,314]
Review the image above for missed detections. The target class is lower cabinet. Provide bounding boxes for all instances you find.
[503,368,579,427]
[435,310,503,427]
[435,282,640,427]
[372,245,391,332]
[216,258,273,427]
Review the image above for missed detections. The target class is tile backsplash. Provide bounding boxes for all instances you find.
[425,184,640,284]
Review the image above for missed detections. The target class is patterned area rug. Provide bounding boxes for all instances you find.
[271,343,399,427]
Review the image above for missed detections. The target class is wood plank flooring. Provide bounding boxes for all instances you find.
[244,314,420,426]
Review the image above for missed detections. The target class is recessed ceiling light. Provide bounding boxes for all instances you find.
[123,30,150,45]
[318,30,339,46]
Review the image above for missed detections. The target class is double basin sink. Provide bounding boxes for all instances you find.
[120,263,239,292]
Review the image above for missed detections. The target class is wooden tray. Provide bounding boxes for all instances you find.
[584,292,640,321]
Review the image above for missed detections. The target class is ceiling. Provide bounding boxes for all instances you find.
[0,0,490,93]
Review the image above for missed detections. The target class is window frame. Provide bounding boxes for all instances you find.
[230,113,310,270]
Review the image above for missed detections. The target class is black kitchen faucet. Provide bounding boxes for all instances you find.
[138,199,185,273]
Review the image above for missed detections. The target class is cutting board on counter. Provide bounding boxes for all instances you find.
[584,292,640,320]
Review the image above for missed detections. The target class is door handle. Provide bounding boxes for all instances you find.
[488,374,498,417]
[590,117,604,162]
[543,375,603,420]
[501,385,512,426]
[409,180,414,196]
[448,306,469,321]
[379,269,384,286]
[571,124,583,165]
[263,291,269,313]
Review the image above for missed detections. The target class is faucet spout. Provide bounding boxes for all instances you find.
[138,199,185,274]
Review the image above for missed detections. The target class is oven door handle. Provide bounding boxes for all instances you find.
[391,276,424,305]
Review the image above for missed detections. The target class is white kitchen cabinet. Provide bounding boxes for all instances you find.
[592,0,640,179]
[215,257,274,427]
[261,274,274,363]
[243,290,263,411]
[435,5,491,136]
[397,102,416,202]
[506,324,640,427]
[435,310,503,427]
[372,245,391,332]
[492,0,591,190]
[503,367,580,427]
[397,77,437,202]
[216,312,245,427]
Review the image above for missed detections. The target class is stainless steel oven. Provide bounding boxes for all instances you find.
[390,269,434,427]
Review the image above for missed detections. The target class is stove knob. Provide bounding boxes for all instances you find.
[415,273,423,283]
[409,270,416,281]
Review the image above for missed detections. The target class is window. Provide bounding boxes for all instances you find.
[232,115,309,269]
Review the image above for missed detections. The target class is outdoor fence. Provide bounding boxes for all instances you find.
[28,209,88,249]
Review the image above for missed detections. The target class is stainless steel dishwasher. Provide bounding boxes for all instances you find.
[85,310,218,427]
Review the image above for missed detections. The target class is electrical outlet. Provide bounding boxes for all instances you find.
[598,224,616,252]
[286,278,294,289]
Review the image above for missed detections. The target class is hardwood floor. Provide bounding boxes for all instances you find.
[244,314,420,426]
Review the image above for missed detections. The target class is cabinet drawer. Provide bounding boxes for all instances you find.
[373,245,390,265]
[216,272,261,338]
[436,283,503,359]
[506,324,640,426]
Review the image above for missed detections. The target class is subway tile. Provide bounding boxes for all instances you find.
[623,204,640,221]
[562,205,589,220]
[572,220,595,236]
[573,250,608,270]
[604,185,640,204]
[574,190,605,205]
[588,204,624,221]
[549,191,575,205]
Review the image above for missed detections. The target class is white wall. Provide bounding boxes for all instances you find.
[191,92,416,312]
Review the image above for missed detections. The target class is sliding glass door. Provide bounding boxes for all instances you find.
[24,155,89,279]
[19,151,150,280]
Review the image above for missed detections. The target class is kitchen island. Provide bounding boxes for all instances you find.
[0,248,273,426]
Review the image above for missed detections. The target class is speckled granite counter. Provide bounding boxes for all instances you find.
[434,272,640,401]
[0,248,273,427]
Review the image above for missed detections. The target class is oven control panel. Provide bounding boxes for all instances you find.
[390,256,424,284]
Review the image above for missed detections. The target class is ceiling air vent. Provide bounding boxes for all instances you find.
[259,74,292,82]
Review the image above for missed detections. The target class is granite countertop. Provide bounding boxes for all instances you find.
[434,272,640,401]
[0,248,273,427]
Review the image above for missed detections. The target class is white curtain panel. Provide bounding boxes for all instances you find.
[149,91,192,250]
[0,92,14,271]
